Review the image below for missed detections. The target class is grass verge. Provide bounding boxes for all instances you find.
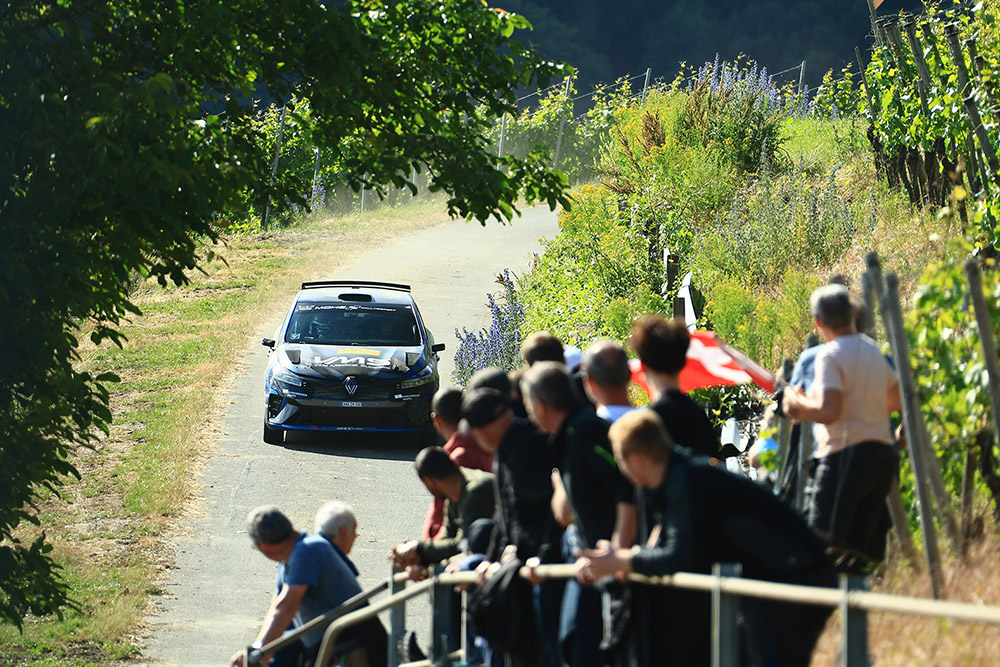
[0,197,453,665]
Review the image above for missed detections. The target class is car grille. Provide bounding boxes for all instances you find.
[290,405,430,429]
[308,376,402,400]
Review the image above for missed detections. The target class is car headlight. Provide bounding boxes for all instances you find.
[399,370,435,390]
[271,366,306,390]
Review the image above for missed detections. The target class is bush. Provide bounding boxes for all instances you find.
[675,57,789,174]
[692,165,868,288]
[452,270,527,386]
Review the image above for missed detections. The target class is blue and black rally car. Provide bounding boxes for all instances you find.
[261,280,444,444]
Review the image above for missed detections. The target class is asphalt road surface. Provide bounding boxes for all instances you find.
[139,206,559,666]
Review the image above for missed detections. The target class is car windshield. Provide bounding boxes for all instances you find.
[285,302,421,346]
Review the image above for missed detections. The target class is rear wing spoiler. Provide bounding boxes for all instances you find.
[301,280,411,292]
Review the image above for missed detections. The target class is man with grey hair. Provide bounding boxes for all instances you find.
[785,283,902,573]
[581,340,634,424]
[314,501,389,667]
[229,506,361,667]
[315,501,359,574]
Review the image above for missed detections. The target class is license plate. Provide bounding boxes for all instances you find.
[341,401,363,408]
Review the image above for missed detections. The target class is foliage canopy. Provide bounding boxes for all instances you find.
[0,0,570,626]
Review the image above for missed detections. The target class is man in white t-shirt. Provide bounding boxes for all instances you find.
[784,284,902,572]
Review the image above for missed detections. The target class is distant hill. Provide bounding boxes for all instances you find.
[501,0,924,93]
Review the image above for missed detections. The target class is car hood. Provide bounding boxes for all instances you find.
[277,344,428,380]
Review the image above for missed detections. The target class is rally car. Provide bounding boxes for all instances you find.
[261,280,444,444]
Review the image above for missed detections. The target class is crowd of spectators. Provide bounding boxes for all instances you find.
[234,289,901,667]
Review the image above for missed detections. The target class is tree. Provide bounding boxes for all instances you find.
[0,0,570,627]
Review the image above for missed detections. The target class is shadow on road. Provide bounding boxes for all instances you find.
[275,430,445,461]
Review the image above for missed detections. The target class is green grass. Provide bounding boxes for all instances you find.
[783,115,870,174]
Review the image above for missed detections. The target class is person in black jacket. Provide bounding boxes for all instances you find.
[521,361,636,667]
[461,387,563,667]
[630,315,720,458]
[578,410,837,667]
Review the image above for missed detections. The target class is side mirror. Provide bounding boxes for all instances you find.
[432,342,446,352]
[262,338,276,349]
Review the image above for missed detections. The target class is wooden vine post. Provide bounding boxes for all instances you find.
[880,271,945,597]
[965,260,1000,524]
[862,262,921,567]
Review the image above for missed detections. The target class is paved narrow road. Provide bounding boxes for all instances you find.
[139,206,559,666]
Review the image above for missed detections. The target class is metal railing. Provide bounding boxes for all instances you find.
[243,562,1000,667]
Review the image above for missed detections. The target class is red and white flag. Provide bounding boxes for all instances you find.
[630,330,776,396]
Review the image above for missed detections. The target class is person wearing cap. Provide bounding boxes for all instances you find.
[421,388,494,541]
[521,361,635,667]
[460,388,560,564]
[390,447,496,573]
[577,411,837,667]
[230,506,362,667]
[630,314,720,458]
[462,387,563,667]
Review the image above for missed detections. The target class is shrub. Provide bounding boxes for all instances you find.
[675,57,789,174]
[452,269,526,386]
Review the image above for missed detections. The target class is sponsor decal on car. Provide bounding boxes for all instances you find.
[336,348,381,356]
[311,355,399,370]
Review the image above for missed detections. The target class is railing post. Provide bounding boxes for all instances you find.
[777,358,795,467]
[311,147,322,209]
[840,575,870,666]
[642,67,652,103]
[497,113,508,158]
[262,103,288,232]
[712,563,741,667]
[882,272,946,597]
[388,568,405,667]
[552,75,573,170]
[429,570,457,665]
[461,588,475,665]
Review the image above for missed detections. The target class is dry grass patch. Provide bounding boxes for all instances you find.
[810,534,1000,665]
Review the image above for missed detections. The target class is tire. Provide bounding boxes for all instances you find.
[263,420,284,445]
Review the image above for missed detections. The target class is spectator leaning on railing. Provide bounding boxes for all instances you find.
[421,387,493,541]
[521,360,636,667]
[390,447,496,575]
[230,506,362,667]
[577,410,837,667]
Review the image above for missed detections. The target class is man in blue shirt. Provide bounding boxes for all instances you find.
[230,506,362,667]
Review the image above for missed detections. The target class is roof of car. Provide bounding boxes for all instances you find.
[294,281,415,306]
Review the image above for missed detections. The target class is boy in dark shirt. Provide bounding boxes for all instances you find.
[578,410,837,667]
[630,315,719,458]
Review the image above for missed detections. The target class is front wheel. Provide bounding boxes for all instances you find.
[263,418,284,445]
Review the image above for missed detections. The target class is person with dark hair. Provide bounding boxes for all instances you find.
[630,314,719,458]
[581,340,634,423]
[784,284,902,571]
[521,331,566,366]
[578,411,837,667]
[391,447,495,572]
[422,387,493,540]
[230,506,362,667]
[462,387,562,667]
[521,361,635,667]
